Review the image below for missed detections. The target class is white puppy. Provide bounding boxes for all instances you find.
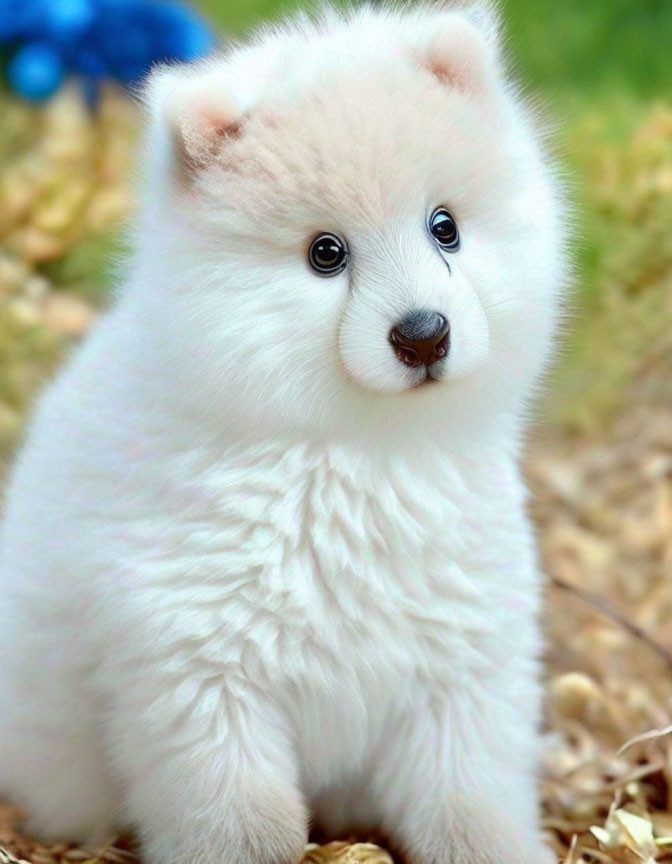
[0,5,566,864]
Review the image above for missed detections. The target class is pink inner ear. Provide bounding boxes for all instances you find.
[167,80,242,176]
[195,104,242,146]
[212,119,241,139]
[175,99,243,171]
[424,19,491,95]
[428,58,454,86]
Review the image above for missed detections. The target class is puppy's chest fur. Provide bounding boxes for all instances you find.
[113,438,533,715]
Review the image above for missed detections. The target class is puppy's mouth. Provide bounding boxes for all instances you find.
[408,363,446,389]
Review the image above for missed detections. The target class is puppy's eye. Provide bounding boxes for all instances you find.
[308,233,349,276]
[428,208,460,252]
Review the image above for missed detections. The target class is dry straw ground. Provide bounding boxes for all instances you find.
[1,87,672,864]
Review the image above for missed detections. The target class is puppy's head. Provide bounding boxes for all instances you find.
[135,4,566,445]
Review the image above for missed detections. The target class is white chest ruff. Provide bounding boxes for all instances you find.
[100,439,534,745]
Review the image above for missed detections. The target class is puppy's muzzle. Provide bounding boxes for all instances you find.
[389,309,450,368]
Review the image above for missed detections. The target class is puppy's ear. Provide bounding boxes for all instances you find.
[420,12,499,96]
[144,65,242,179]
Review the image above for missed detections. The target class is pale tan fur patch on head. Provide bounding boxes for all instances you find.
[193,69,508,255]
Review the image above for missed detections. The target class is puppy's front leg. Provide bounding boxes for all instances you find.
[374,689,554,864]
[111,685,308,864]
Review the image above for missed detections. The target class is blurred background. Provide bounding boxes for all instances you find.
[0,1,671,862]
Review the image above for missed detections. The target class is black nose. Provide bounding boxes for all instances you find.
[389,309,450,368]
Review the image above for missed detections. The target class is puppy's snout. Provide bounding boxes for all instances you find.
[389,309,450,368]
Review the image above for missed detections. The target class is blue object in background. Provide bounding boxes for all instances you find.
[44,0,96,42]
[0,0,215,103]
[138,1,215,61]
[7,41,65,101]
[0,0,43,41]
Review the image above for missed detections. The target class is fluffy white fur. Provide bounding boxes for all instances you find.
[0,5,566,864]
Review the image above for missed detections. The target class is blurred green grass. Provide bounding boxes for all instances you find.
[502,0,672,100]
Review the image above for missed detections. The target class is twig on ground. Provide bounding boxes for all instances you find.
[550,576,672,673]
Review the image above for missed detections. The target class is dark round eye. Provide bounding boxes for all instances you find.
[428,208,460,251]
[308,232,349,276]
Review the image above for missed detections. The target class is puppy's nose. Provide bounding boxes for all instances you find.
[389,309,450,368]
